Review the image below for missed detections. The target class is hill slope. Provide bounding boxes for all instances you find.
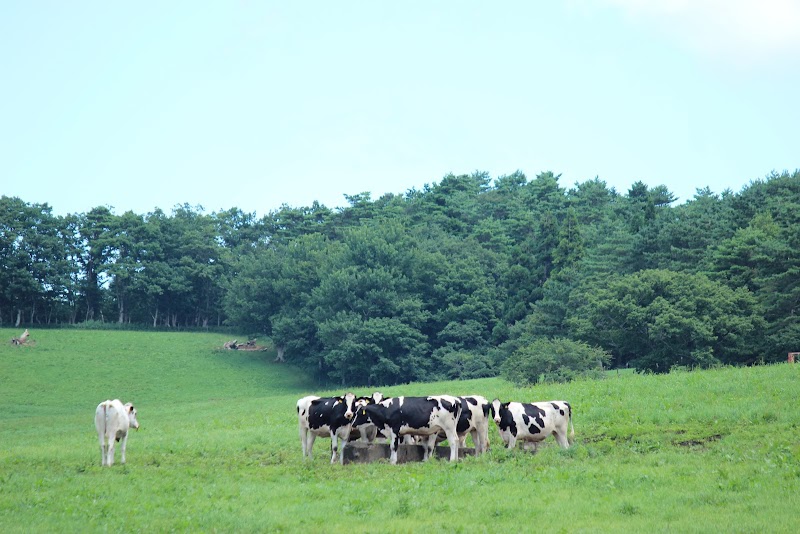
[1,329,799,532]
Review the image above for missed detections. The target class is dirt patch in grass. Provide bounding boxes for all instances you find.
[674,434,723,448]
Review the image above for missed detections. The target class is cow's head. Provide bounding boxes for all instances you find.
[336,392,357,421]
[353,401,387,429]
[490,398,503,425]
[355,391,384,409]
[125,403,140,430]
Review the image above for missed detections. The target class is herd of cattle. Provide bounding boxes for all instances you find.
[297,393,575,465]
[93,393,574,467]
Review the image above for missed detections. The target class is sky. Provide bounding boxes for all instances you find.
[2,1,799,217]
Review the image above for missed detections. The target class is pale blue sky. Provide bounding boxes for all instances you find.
[2,1,798,217]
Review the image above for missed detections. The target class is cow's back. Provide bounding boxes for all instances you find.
[95,399,128,439]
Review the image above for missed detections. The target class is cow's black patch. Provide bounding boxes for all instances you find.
[308,396,355,434]
[523,403,546,429]
[456,397,472,434]
[439,398,454,413]
[360,397,459,453]
[495,402,517,437]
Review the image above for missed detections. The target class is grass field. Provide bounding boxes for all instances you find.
[1,328,799,533]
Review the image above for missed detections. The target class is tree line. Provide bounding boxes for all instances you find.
[2,169,798,385]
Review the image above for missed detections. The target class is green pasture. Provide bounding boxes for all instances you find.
[1,329,799,533]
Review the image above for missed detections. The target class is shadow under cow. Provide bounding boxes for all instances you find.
[342,442,477,464]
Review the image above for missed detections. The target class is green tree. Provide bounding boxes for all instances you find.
[74,206,117,321]
[501,338,610,385]
[569,269,764,371]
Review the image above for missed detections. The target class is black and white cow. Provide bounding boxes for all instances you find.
[296,392,358,464]
[454,395,492,454]
[490,399,574,451]
[355,395,463,464]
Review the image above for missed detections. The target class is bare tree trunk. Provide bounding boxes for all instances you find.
[275,346,285,362]
[15,309,21,327]
[152,308,159,328]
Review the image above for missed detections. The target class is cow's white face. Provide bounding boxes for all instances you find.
[491,399,502,424]
[125,403,140,430]
[341,392,357,421]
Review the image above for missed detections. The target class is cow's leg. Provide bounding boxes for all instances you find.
[337,435,349,465]
[421,435,436,461]
[554,430,570,449]
[441,427,459,461]
[305,433,316,461]
[98,434,107,466]
[299,426,308,457]
[506,434,517,450]
[469,430,478,451]
[329,432,339,464]
[389,432,399,465]
[120,433,128,465]
[477,425,489,454]
[107,438,116,467]
[476,428,487,454]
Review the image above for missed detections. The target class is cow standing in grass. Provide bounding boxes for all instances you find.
[452,395,492,454]
[297,392,358,464]
[490,399,574,451]
[95,399,140,466]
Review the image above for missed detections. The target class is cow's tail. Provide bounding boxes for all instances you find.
[103,401,108,441]
[567,403,575,445]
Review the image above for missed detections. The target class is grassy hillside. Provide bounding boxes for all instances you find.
[1,329,799,532]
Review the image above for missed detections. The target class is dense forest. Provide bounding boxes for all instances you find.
[2,170,799,385]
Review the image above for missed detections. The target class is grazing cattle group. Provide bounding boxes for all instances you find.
[297,391,574,464]
[355,395,464,464]
[92,391,573,467]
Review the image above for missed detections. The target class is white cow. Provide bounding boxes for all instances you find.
[95,399,140,466]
